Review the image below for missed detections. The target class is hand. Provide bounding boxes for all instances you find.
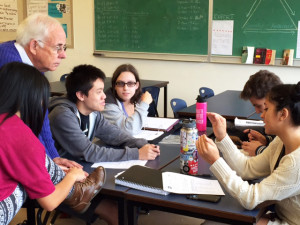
[196,135,220,165]
[207,112,227,141]
[138,144,160,160]
[67,167,87,182]
[241,141,263,156]
[243,129,267,145]
[140,91,153,105]
[53,157,88,176]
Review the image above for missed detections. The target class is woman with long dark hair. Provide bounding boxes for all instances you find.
[0,62,108,225]
[102,64,152,135]
[197,82,300,225]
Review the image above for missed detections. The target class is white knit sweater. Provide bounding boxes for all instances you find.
[211,135,300,225]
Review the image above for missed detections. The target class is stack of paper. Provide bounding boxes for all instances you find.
[234,117,264,127]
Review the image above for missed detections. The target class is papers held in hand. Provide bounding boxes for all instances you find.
[234,117,264,127]
[115,165,225,196]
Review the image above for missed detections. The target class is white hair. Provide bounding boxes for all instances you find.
[16,13,62,47]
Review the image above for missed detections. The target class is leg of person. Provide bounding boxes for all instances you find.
[0,184,27,225]
[94,198,118,225]
[45,155,106,214]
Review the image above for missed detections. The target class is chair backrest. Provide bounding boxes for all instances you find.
[142,86,160,117]
[199,87,214,99]
[170,98,187,118]
[60,74,68,81]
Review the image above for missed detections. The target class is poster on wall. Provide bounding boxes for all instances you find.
[0,0,18,32]
[0,0,73,48]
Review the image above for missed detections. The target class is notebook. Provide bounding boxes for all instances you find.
[115,165,169,195]
[115,165,225,196]
[143,117,179,132]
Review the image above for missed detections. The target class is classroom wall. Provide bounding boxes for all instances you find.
[45,0,300,117]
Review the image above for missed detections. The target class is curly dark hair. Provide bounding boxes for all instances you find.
[240,70,282,100]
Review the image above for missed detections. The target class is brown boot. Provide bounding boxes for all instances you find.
[63,166,106,213]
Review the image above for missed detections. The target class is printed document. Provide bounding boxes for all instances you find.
[162,172,225,195]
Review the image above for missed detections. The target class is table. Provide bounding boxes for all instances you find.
[76,143,180,225]
[62,133,262,225]
[50,78,169,117]
[126,158,264,225]
[177,90,259,120]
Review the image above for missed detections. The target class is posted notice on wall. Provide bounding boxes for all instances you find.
[0,0,18,32]
[211,20,234,55]
[296,21,300,58]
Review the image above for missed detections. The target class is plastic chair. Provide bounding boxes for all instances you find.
[170,98,187,118]
[60,74,68,81]
[199,87,214,99]
[142,86,160,117]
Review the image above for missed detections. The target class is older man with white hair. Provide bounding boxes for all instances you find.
[0,13,80,170]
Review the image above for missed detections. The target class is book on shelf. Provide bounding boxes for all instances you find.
[282,49,294,66]
[115,165,225,196]
[254,48,266,64]
[265,49,276,65]
[143,117,179,132]
[241,46,254,64]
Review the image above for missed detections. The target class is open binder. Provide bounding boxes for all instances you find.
[143,117,179,132]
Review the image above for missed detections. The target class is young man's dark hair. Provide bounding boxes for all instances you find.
[66,64,106,103]
[241,70,282,100]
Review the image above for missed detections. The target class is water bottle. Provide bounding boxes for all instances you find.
[180,119,198,175]
[196,95,207,135]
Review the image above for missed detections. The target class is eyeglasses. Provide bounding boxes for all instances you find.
[115,81,137,87]
[37,40,67,54]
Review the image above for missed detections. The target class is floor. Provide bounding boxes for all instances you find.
[8,208,226,225]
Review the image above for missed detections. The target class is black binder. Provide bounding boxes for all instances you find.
[115,165,169,195]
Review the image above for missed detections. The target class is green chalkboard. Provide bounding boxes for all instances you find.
[213,0,300,57]
[94,0,208,55]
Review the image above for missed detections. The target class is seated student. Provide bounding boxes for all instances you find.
[240,70,282,156]
[196,82,300,225]
[102,64,152,135]
[0,62,118,225]
[48,64,160,163]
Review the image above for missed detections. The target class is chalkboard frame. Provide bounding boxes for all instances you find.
[93,0,209,62]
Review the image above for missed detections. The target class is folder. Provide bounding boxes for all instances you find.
[143,117,179,132]
[115,165,169,195]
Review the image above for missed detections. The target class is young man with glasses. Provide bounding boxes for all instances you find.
[0,13,81,171]
[102,64,153,135]
[48,64,160,163]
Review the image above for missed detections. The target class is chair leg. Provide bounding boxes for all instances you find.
[36,208,51,225]
[50,210,61,225]
[26,200,36,225]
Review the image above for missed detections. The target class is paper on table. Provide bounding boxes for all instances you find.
[91,160,147,169]
[133,130,164,141]
[162,172,225,195]
[234,117,264,127]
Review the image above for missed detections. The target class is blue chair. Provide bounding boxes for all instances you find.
[170,98,187,118]
[60,74,68,81]
[142,86,160,117]
[199,87,214,99]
